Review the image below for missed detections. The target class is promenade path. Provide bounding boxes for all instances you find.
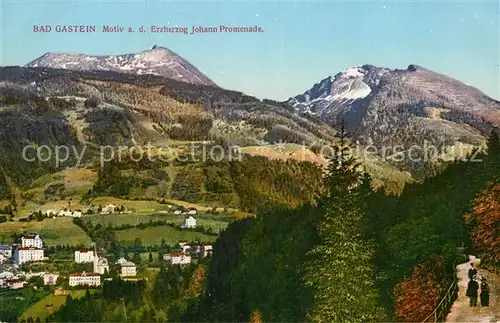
[446,257,500,323]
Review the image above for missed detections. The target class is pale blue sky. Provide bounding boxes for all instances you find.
[1,1,499,100]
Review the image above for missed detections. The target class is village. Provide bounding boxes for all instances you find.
[29,202,199,220]
[0,233,212,290]
[0,175,233,320]
[0,201,213,292]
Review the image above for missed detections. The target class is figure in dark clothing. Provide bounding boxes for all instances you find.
[466,278,479,307]
[468,263,477,280]
[480,278,490,307]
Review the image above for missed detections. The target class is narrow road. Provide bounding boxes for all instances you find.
[446,257,500,323]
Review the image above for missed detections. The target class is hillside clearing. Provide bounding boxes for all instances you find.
[114,225,217,246]
[85,212,230,231]
[20,290,87,322]
[0,218,92,246]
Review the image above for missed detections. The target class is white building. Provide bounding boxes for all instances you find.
[101,204,116,214]
[0,272,14,288]
[170,252,191,265]
[58,210,73,217]
[69,210,82,218]
[115,257,128,266]
[21,234,43,249]
[200,244,213,258]
[58,210,82,218]
[45,210,57,217]
[0,245,11,258]
[93,257,109,275]
[43,273,59,285]
[0,271,14,280]
[6,278,25,289]
[14,247,44,265]
[69,272,101,287]
[181,244,191,253]
[120,261,137,277]
[181,216,196,229]
[115,258,137,277]
[75,250,95,263]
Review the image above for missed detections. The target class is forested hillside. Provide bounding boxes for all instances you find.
[177,130,499,322]
[0,66,337,200]
[90,154,323,213]
[465,149,500,274]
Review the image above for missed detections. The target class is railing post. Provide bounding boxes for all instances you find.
[422,278,458,323]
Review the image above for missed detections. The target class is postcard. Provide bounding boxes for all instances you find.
[0,1,499,322]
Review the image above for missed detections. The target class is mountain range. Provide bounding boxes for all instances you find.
[1,45,499,195]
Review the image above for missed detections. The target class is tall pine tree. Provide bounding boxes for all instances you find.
[485,129,500,178]
[303,121,386,322]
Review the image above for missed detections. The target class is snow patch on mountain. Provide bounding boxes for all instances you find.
[333,81,371,101]
[343,66,365,78]
[290,65,387,117]
[331,67,372,101]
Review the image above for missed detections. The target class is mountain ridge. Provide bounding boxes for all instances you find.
[25,45,217,87]
[288,63,500,176]
[6,51,500,182]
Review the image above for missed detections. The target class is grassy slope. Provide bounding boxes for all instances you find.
[114,225,217,246]
[0,218,92,247]
[0,289,49,322]
[20,290,87,322]
[85,212,230,231]
[25,168,98,200]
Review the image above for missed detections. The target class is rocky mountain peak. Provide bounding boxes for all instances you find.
[289,63,499,174]
[407,64,426,72]
[25,46,217,87]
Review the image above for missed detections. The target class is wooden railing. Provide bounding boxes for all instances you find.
[422,279,459,322]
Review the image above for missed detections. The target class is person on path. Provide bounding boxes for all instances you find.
[468,263,478,280]
[480,278,490,307]
[466,277,479,307]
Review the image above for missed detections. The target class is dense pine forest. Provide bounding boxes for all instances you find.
[178,130,499,322]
